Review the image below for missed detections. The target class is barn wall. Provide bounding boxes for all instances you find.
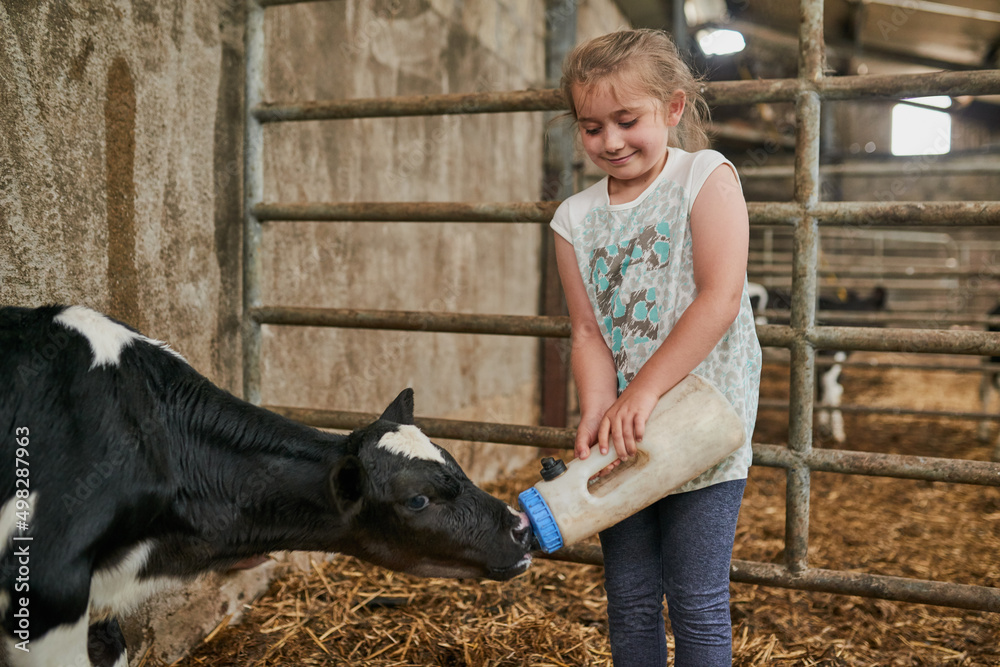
[0,2,252,659]
[255,0,551,482]
[0,0,245,389]
[0,0,626,663]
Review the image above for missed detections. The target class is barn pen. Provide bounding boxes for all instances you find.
[3,0,998,663]
[199,0,1000,663]
[135,0,1000,664]
[241,0,1000,602]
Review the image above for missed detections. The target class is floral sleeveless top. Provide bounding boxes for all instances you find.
[551,148,761,492]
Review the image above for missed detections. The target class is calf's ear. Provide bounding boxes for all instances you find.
[330,455,366,515]
[379,388,415,425]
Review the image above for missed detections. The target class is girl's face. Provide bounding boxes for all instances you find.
[573,81,685,197]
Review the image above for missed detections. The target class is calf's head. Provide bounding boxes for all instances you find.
[330,389,532,580]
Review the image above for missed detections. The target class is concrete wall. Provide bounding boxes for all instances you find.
[1,1,250,659]
[256,0,549,480]
[0,0,245,387]
[0,0,627,662]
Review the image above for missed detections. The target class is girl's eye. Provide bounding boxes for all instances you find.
[620,119,637,129]
[405,495,430,511]
[583,127,601,136]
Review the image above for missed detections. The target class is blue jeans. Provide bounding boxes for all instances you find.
[599,479,746,667]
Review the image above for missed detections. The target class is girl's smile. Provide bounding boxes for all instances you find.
[572,82,685,203]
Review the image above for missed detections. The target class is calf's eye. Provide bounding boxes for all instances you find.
[405,495,430,511]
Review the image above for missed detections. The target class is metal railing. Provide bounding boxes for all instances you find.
[245,0,1000,612]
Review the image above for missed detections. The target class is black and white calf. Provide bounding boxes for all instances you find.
[749,283,888,442]
[0,305,532,667]
[977,302,1000,462]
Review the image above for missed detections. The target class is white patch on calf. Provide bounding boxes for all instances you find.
[55,306,141,368]
[54,305,186,368]
[819,352,847,443]
[90,541,180,617]
[377,425,445,464]
[4,613,90,667]
[747,282,769,326]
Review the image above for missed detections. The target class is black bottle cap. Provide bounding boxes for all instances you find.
[540,457,568,481]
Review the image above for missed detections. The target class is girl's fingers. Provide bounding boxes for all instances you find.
[620,416,636,459]
[611,414,631,460]
[575,429,592,459]
[598,415,611,455]
[634,411,646,444]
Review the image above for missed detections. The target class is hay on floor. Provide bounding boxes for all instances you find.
[164,356,1000,666]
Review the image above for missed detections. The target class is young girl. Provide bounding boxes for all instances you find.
[551,29,761,666]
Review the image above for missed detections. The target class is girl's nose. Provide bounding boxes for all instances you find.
[604,128,625,153]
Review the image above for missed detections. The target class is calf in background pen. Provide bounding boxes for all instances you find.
[0,305,533,667]
[977,302,1000,462]
[749,284,888,442]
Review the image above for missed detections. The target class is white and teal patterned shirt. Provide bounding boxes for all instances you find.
[551,147,762,492]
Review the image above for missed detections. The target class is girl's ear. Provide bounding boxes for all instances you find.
[666,90,686,127]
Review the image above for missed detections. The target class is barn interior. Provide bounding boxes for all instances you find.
[1,0,999,664]
[624,0,1000,318]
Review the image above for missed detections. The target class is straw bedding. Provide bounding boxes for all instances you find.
[162,354,999,666]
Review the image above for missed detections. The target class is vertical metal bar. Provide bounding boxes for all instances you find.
[539,0,577,428]
[672,0,689,56]
[784,0,825,575]
[244,0,265,405]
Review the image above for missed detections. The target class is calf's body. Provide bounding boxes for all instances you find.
[0,306,531,666]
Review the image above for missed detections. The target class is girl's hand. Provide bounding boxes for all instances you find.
[574,408,606,460]
[598,386,661,460]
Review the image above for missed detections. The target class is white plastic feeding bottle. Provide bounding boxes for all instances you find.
[518,375,746,553]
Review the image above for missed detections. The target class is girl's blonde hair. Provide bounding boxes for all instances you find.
[560,29,711,152]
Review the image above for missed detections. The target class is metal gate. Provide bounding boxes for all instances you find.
[244,0,1000,611]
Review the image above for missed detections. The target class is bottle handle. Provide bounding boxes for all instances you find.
[561,445,623,489]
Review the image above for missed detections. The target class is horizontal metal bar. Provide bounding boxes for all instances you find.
[758,398,1000,422]
[758,310,1000,327]
[257,0,333,6]
[707,70,1000,105]
[859,0,1000,24]
[253,307,1000,355]
[252,71,1000,121]
[254,200,1000,227]
[751,267,1000,280]
[755,282,1000,296]
[267,406,1000,486]
[809,325,1000,355]
[751,201,1000,226]
[253,201,558,223]
[742,157,1000,179]
[729,561,1000,613]
[753,443,1000,486]
[541,549,1000,612]
[265,406,575,449]
[252,307,570,337]
[769,358,1000,374]
[254,89,565,122]
[757,324,797,348]
[539,543,604,567]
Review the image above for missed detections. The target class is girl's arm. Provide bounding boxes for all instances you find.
[554,233,620,459]
[598,164,750,459]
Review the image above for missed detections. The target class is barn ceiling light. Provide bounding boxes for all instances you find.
[904,95,952,109]
[891,97,952,156]
[696,28,746,56]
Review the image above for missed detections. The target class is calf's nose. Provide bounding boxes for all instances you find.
[511,510,533,550]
